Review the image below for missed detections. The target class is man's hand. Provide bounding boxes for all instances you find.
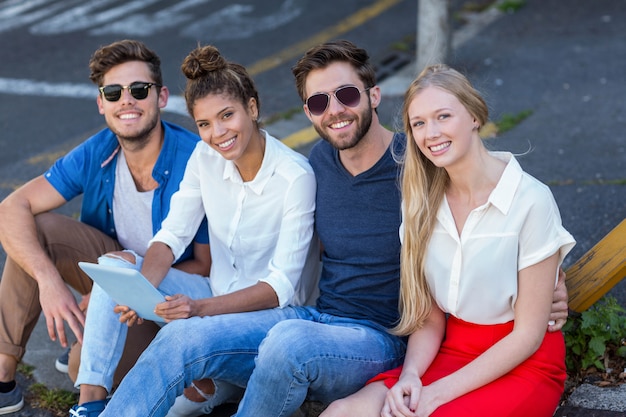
[38,278,86,346]
[548,268,569,332]
[78,291,91,312]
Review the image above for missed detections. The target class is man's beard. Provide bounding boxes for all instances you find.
[109,112,160,150]
[314,103,373,151]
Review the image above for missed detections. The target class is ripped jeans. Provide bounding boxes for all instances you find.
[75,251,214,394]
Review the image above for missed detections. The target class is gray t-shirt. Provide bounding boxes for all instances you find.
[113,151,154,256]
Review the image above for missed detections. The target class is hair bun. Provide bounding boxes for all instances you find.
[181,45,227,80]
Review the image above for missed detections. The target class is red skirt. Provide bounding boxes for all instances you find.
[368,316,566,417]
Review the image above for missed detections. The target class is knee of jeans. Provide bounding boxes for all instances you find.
[258,320,311,363]
[153,318,188,342]
[98,250,139,267]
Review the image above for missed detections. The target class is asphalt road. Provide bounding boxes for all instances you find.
[0,0,424,200]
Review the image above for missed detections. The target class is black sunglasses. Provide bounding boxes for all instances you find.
[306,85,371,116]
[98,82,161,102]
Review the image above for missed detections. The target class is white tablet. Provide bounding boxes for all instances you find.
[78,261,166,323]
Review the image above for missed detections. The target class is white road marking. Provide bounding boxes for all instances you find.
[181,0,301,41]
[0,0,300,39]
[0,0,301,114]
[0,77,189,116]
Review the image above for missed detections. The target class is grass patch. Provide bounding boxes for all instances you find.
[496,0,526,13]
[495,109,533,134]
[390,35,414,53]
[28,383,77,417]
[461,1,497,13]
[264,106,303,125]
[563,296,626,382]
[17,363,35,378]
[478,109,533,138]
[582,178,626,186]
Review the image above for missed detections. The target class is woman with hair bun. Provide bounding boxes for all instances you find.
[161,45,319,416]
[98,45,319,417]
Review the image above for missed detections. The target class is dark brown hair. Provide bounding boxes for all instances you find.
[291,39,376,102]
[88,39,162,87]
[180,44,260,118]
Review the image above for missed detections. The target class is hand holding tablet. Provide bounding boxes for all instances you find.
[78,262,166,323]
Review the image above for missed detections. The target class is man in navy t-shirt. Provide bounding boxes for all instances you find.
[232,39,408,417]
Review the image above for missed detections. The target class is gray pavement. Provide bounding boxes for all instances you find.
[7,0,626,415]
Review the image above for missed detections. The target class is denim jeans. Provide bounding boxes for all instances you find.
[234,312,406,417]
[99,306,406,417]
[75,252,213,393]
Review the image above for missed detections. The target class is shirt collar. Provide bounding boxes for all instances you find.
[106,121,174,184]
[222,129,275,195]
[152,122,175,181]
[487,151,523,215]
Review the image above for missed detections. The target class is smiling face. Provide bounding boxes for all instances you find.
[407,86,478,169]
[192,93,259,163]
[303,61,378,151]
[97,60,168,145]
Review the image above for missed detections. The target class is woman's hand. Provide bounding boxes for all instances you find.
[382,372,422,417]
[113,305,144,327]
[411,383,446,417]
[154,294,197,321]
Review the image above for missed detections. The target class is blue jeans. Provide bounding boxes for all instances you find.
[75,252,213,393]
[234,312,406,417]
[99,306,405,417]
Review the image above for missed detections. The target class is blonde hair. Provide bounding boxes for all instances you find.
[393,64,488,335]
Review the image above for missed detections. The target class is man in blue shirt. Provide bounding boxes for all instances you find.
[0,39,209,416]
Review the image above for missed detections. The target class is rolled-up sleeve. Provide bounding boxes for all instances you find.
[259,170,316,307]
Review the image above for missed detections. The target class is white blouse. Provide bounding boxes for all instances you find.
[406,152,575,325]
[150,130,319,307]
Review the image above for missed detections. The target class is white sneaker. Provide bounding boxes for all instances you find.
[165,394,211,417]
[55,347,71,373]
[0,385,24,415]
[165,381,243,417]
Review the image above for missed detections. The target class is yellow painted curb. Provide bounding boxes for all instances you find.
[281,126,319,149]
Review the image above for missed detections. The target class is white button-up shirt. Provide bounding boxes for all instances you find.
[406,152,575,325]
[150,131,319,307]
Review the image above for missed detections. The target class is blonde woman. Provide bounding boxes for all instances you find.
[321,64,575,417]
